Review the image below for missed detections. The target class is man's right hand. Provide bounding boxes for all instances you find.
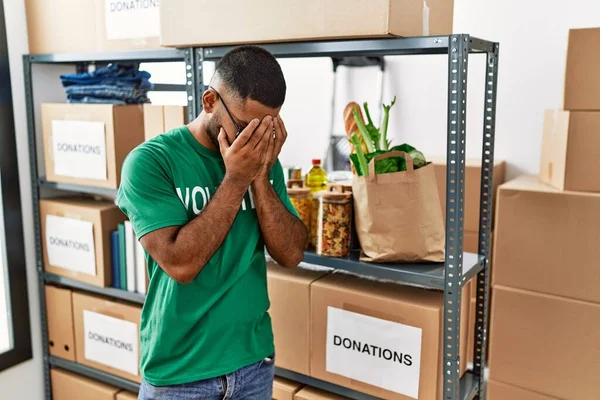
[218,116,274,186]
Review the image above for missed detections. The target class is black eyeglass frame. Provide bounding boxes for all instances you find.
[209,85,244,138]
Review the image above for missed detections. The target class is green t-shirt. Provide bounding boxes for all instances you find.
[116,126,297,386]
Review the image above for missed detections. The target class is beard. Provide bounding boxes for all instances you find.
[205,115,222,150]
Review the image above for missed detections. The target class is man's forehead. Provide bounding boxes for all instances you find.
[237,98,281,123]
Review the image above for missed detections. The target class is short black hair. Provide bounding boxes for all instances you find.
[214,45,286,108]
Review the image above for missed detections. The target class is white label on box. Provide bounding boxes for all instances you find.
[45,215,96,276]
[105,0,160,40]
[83,310,139,376]
[326,307,422,398]
[52,120,107,181]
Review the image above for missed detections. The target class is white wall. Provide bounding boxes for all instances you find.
[0,0,44,398]
[278,0,600,179]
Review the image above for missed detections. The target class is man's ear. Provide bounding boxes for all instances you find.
[202,89,218,113]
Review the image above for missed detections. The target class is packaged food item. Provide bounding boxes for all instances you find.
[287,179,304,189]
[287,184,311,239]
[309,191,325,248]
[317,186,353,257]
[306,159,327,193]
[289,167,302,181]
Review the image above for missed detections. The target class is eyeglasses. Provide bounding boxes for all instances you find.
[209,85,243,137]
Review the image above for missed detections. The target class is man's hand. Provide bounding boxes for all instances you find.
[218,116,275,186]
[257,116,287,179]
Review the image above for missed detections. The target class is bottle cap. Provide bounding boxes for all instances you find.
[312,159,321,165]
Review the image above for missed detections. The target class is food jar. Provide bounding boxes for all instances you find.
[309,190,325,248]
[316,186,353,257]
[287,185,312,242]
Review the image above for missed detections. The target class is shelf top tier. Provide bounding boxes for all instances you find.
[203,35,496,60]
[25,35,496,64]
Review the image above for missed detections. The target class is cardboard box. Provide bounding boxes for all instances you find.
[116,391,138,400]
[493,176,600,303]
[273,377,304,400]
[267,263,329,375]
[143,105,187,141]
[540,109,600,192]
[72,292,142,382]
[160,0,454,47]
[433,158,506,233]
[489,286,600,400]
[51,368,119,400]
[309,273,469,400]
[564,27,600,111]
[25,0,161,54]
[45,285,76,361]
[487,380,557,400]
[294,387,347,400]
[40,197,126,287]
[42,103,144,189]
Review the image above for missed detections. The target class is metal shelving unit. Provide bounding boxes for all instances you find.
[26,34,499,400]
[24,48,197,400]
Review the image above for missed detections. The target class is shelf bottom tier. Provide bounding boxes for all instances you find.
[48,357,479,400]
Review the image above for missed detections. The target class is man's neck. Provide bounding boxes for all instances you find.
[187,113,217,152]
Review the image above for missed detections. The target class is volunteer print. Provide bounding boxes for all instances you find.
[176,180,273,215]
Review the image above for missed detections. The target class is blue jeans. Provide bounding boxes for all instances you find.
[138,355,275,399]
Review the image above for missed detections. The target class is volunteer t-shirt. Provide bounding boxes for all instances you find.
[116,126,297,386]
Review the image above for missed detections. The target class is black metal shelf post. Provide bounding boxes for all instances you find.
[474,43,500,393]
[25,36,498,400]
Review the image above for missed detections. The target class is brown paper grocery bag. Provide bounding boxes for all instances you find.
[352,151,445,262]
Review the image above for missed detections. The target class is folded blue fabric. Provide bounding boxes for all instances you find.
[60,63,152,104]
[60,63,152,89]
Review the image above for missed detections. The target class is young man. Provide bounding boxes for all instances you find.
[117,46,307,399]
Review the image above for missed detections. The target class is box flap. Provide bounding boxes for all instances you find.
[40,197,119,212]
[267,262,329,284]
[499,175,600,198]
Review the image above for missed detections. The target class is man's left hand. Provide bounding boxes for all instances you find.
[257,116,287,180]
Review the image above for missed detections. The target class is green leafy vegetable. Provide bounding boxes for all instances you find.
[352,107,376,153]
[363,102,381,151]
[381,96,397,151]
[390,143,416,153]
[408,150,427,169]
[347,98,429,177]
[349,132,369,176]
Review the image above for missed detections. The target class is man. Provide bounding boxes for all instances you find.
[117,46,308,399]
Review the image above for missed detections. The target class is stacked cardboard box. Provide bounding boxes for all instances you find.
[41,104,145,189]
[41,103,185,190]
[45,285,143,382]
[143,105,187,141]
[540,27,600,192]
[488,27,600,399]
[40,197,126,287]
[25,0,162,54]
[488,176,600,399]
[51,368,138,399]
[159,0,455,47]
[267,263,470,400]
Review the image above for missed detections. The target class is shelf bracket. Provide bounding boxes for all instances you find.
[443,33,470,400]
[473,42,500,400]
